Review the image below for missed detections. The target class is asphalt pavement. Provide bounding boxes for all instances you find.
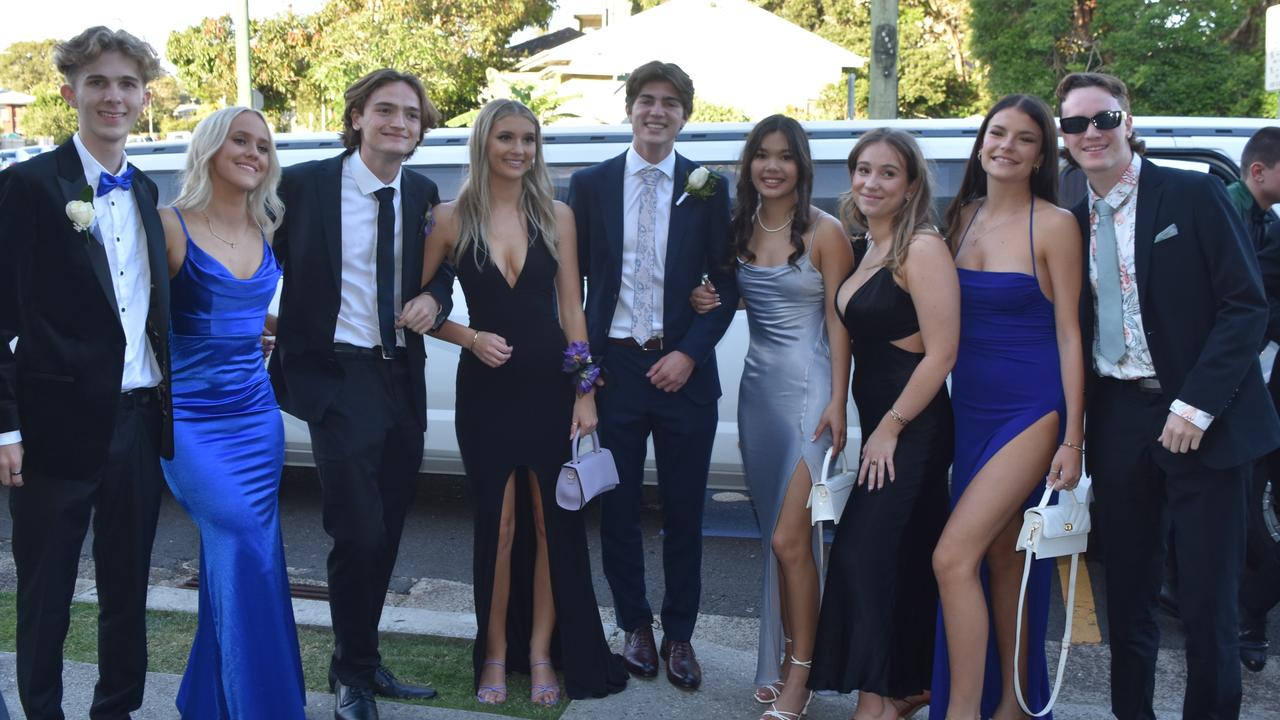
[0,469,1277,718]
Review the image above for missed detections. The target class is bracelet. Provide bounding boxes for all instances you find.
[469,330,481,351]
[1061,441,1084,454]
[889,408,910,426]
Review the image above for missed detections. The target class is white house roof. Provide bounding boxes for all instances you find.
[515,0,865,122]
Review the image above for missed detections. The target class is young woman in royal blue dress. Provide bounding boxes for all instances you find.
[930,94,1085,720]
[158,107,305,719]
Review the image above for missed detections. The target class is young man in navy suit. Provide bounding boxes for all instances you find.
[1057,72,1280,719]
[269,69,451,720]
[0,26,171,719]
[568,61,738,691]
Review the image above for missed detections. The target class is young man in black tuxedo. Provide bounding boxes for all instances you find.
[268,69,453,720]
[1058,71,1280,719]
[0,26,171,719]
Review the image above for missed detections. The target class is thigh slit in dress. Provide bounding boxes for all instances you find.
[453,230,628,700]
[930,197,1062,719]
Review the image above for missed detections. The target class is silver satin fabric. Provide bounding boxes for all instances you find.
[736,249,833,686]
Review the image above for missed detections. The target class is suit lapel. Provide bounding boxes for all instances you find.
[400,170,426,297]
[131,170,170,338]
[55,143,118,313]
[663,154,693,322]
[603,153,626,289]
[1133,158,1163,308]
[320,154,345,291]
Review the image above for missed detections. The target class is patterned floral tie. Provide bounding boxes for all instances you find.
[631,166,663,344]
[1094,199,1126,363]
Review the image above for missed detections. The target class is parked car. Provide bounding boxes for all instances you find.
[124,116,1268,489]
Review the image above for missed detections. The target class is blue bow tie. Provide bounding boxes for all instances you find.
[96,166,134,197]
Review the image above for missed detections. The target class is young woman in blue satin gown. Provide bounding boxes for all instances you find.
[930,95,1085,720]
[158,107,305,719]
[691,115,853,720]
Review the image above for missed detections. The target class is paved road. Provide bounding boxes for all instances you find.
[0,468,1278,718]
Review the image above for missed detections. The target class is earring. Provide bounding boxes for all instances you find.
[904,193,912,203]
[1033,164,1040,172]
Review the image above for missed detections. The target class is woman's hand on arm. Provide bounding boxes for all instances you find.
[1043,208,1086,491]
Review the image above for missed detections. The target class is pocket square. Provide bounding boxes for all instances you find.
[1154,224,1179,243]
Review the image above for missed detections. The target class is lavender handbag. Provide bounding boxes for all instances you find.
[555,432,620,511]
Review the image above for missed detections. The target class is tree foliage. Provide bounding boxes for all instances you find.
[971,0,1273,116]
[21,88,78,143]
[168,0,554,130]
[0,40,62,94]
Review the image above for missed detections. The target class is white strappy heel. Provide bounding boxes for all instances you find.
[760,657,813,720]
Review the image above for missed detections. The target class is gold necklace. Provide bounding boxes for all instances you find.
[202,211,241,249]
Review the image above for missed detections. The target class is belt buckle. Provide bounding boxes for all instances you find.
[381,346,396,360]
[648,335,664,351]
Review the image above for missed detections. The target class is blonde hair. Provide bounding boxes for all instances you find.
[454,99,558,265]
[172,107,284,234]
[839,128,938,273]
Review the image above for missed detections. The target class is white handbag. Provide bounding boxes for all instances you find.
[807,447,857,525]
[1013,477,1093,717]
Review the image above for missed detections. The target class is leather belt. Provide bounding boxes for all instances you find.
[1103,376,1162,394]
[119,386,158,408]
[333,342,407,360]
[608,336,664,352]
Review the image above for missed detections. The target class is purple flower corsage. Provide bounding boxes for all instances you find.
[562,341,599,394]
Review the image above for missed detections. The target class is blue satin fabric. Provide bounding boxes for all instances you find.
[161,211,305,719]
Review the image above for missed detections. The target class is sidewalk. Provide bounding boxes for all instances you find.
[0,582,1274,719]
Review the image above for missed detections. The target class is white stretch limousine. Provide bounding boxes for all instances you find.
[125,117,1270,489]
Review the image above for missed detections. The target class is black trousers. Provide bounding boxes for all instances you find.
[308,356,423,689]
[596,345,717,642]
[9,390,163,720]
[1089,379,1247,720]
[1241,452,1280,619]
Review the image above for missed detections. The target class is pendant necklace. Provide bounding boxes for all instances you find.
[203,211,239,249]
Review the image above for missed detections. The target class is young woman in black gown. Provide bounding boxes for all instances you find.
[421,99,627,706]
[809,129,959,720]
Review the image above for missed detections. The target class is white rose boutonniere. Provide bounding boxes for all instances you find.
[66,200,95,233]
[66,185,96,236]
[676,166,718,205]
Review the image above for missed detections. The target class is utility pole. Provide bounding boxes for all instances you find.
[869,0,898,119]
[234,0,252,108]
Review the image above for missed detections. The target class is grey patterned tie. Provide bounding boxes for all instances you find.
[1094,199,1126,363]
[631,166,663,344]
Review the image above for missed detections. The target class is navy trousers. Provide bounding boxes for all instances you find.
[597,344,717,642]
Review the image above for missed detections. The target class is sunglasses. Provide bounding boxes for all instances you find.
[1059,110,1126,134]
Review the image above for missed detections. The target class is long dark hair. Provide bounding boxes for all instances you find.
[730,115,813,267]
[944,94,1059,252]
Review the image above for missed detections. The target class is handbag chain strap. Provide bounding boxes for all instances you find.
[1013,520,1079,717]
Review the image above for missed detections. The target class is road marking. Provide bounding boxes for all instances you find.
[1058,553,1102,645]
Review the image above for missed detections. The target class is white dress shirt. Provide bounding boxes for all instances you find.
[608,146,676,340]
[335,150,406,349]
[2,137,164,447]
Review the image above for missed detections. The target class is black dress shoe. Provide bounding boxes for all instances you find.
[1241,613,1270,673]
[334,679,379,720]
[371,665,438,700]
[622,625,659,678]
[660,636,703,690]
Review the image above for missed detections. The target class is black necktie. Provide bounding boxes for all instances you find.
[373,186,397,352]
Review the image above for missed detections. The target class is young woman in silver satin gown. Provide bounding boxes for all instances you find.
[692,115,853,720]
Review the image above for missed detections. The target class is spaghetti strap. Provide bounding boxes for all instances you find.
[958,200,983,250]
[172,207,193,240]
[1028,195,1037,280]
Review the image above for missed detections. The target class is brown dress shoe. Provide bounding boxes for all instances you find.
[622,625,659,678]
[660,636,703,690]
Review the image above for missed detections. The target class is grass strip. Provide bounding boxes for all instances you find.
[0,591,564,719]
